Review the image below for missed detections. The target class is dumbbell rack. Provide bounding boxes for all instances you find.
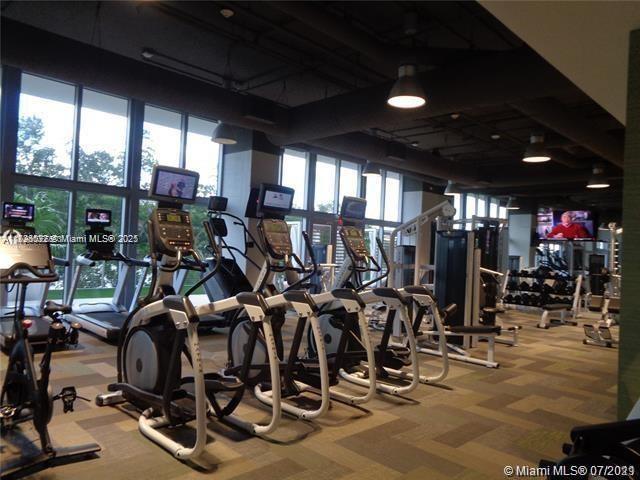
[502,270,583,312]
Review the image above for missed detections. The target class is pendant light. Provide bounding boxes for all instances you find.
[587,165,610,189]
[362,161,381,177]
[387,64,426,109]
[444,180,461,195]
[211,122,237,145]
[523,134,551,163]
[506,197,521,210]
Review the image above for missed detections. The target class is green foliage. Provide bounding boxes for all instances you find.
[16,116,69,178]
[316,201,335,213]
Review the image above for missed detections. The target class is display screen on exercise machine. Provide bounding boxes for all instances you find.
[257,184,294,218]
[149,166,199,205]
[85,209,112,227]
[340,196,366,221]
[2,202,35,222]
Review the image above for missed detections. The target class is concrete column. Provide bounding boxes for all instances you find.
[508,213,535,269]
[619,28,640,419]
[221,129,281,285]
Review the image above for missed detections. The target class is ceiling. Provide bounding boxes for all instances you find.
[0,1,628,211]
[480,0,640,126]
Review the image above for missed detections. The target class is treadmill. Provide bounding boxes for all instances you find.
[64,208,148,342]
[0,202,72,349]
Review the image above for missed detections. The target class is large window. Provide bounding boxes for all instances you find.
[140,105,182,189]
[13,186,71,297]
[476,195,487,218]
[72,193,124,300]
[338,161,359,210]
[17,74,75,179]
[78,90,128,186]
[185,116,221,197]
[280,149,308,209]
[365,174,382,220]
[449,193,462,220]
[314,155,337,213]
[489,198,499,218]
[5,68,225,306]
[465,194,477,218]
[384,171,401,222]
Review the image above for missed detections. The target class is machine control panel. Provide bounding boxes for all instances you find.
[152,208,193,254]
[261,219,292,259]
[341,225,369,261]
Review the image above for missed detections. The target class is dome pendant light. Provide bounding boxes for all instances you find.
[211,122,237,145]
[523,134,551,163]
[362,161,381,177]
[387,64,426,109]
[444,180,461,195]
[587,165,610,189]
[506,197,521,210]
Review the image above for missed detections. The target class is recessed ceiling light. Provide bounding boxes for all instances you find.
[220,7,235,18]
[141,48,156,59]
[450,113,460,120]
[491,133,501,140]
[411,141,420,147]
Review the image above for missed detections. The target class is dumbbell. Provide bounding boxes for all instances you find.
[514,295,522,305]
[522,293,531,306]
[530,281,542,293]
[504,294,514,304]
[519,281,530,292]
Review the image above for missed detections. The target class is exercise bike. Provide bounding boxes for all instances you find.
[0,239,100,479]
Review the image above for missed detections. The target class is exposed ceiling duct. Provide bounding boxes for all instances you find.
[0,19,288,136]
[511,97,625,167]
[1,17,624,191]
[269,1,406,76]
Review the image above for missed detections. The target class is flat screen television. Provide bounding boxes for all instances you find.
[85,209,112,227]
[149,166,199,205]
[340,196,367,221]
[257,184,294,217]
[536,208,595,240]
[2,202,35,222]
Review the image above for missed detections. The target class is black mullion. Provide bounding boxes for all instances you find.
[0,66,20,203]
[70,86,83,181]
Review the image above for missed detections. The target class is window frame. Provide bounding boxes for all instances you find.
[1,66,224,306]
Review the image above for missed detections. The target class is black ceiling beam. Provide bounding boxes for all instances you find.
[269,49,578,145]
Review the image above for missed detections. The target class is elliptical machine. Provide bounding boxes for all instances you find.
[309,196,424,396]
[0,237,100,479]
[97,166,283,460]
[227,184,377,418]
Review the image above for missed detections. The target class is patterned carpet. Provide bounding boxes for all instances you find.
[0,310,618,479]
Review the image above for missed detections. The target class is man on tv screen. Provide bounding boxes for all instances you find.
[547,211,590,239]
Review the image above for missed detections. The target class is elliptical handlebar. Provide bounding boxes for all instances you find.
[0,262,59,284]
